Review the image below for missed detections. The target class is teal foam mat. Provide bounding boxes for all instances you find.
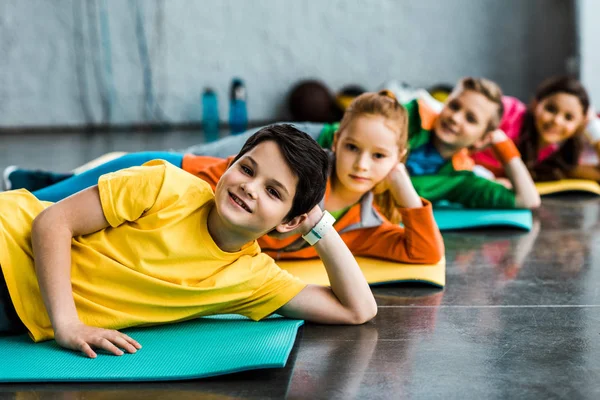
[0,314,303,382]
[433,208,533,231]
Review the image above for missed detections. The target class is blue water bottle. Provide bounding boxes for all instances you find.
[229,78,248,135]
[202,88,220,142]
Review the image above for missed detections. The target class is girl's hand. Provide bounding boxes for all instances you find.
[54,320,141,358]
[384,163,411,188]
[585,106,600,145]
[587,106,598,124]
[383,163,422,208]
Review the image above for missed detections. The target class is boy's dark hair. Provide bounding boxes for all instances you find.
[454,77,505,131]
[230,124,329,220]
[519,76,590,181]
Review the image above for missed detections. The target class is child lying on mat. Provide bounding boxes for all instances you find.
[0,125,378,358]
[471,76,600,183]
[317,77,541,209]
[5,92,445,265]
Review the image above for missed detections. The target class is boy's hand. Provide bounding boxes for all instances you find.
[54,321,141,358]
[489,129,509,144]
[267,205,324,239]
[469,129,508,152]
[298,205,325,236]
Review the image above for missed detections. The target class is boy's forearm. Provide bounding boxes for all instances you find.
[491,131,540,209]
[31,211,80,331]
[504,158,541,209]
[313,229,377,321]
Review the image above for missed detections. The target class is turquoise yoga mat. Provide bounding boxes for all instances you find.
[433,208,533,231]
[0,314,303,382]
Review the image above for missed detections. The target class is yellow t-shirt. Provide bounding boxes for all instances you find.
[0,160,306,342]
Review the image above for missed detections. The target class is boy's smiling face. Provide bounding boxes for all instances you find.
[213,140,299,236]
[434,90,499,150]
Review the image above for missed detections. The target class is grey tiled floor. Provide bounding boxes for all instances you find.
[1,131,600,399]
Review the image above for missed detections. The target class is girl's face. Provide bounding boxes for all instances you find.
[333,115,401,195]
[534,92,586,146]
[434,90,498,150]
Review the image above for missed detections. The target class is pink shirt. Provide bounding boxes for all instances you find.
[471,96,559,177]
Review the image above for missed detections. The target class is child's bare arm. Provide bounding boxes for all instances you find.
[567,164,600,181]
[564,109,600,181]
[385,163,422,208]
[31,186,140,358]
[277,207,377,324]
[492,130,541,209]
[585,107,600,158]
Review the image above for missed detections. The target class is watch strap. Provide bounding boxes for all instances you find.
[302,210,336,246]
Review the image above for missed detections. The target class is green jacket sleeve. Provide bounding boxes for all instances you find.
[410,171,517,209]
[404,99,422,139]
[317,123,339,149]
[404,99,431,150]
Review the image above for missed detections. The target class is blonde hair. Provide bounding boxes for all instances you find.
[336,90,408,224]
[453,77,504,130]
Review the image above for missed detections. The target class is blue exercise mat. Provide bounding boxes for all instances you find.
[433,208,533,231]
[0,314,303,382]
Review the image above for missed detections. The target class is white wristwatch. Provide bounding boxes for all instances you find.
[302,210,336,246]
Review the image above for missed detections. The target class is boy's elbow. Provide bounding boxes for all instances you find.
[515,194,541,209]
[32,207,70,237]
[32,208,51,234]
[348,303,378,325]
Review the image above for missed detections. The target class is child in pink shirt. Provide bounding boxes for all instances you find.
[472,76,600,181]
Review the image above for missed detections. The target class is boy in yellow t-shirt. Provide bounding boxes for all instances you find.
[0,124,377,358]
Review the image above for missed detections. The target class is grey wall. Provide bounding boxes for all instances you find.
[0,0,576,127]
[579,0,600,105]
